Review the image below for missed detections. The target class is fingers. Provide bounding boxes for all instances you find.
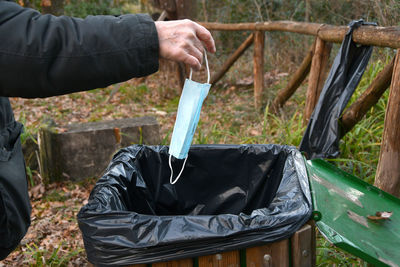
[182,21,214,70]
[184,54,202,71]
[191,34,205,64]
[177,30,203,70]
[194,23,216,53]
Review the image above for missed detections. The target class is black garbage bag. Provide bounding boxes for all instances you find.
[0,97,31,260]
[299,20,376,159]
[78,144,311,266]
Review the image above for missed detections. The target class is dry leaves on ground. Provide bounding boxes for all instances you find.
[2,181,93,266]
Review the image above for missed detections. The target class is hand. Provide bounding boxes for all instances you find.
[155,19,216,71]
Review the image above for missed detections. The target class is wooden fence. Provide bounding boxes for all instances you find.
[199,20,400,198]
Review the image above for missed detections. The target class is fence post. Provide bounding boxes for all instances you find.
[254,30,265,110]
[375,50,400,197]
[303,37,332,125]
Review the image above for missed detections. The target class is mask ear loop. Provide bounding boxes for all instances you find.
[189,50,210,84]
[169,154,188,184]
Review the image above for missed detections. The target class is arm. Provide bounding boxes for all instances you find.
[0,1,159,98]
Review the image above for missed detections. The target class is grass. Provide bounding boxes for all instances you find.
[24,243,84,267]
[316,235,369,267]
[333,58,390,184]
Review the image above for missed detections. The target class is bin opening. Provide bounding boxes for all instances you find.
[78,144,312,266]
[118,145,289,216]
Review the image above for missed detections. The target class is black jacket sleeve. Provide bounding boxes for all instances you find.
[0,0,159,98]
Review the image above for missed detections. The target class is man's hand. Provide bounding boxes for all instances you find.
[155,19,216,71]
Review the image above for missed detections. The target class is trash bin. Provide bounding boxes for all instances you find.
[77,144,312,266]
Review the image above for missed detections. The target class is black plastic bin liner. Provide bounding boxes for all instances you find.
[299,20,375,159]
[78,144,312,266]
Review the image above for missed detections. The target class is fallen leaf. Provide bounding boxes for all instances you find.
[236,76,253,86]
[56,127,68,133]
[30,184,45,200]
[367,211,393,221]
[250,129,261,136]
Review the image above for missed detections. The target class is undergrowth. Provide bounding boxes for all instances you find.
[24,243,84,267]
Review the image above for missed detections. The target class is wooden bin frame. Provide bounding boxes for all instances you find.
[86,222,315,267]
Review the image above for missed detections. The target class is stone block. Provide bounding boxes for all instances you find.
[38,116,160,182]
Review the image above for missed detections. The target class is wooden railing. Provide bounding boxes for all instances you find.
[199,21,400,197]
[201,21,400,48]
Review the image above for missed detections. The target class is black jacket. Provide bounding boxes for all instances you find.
[0,0,159,98]
[0,0,160,259]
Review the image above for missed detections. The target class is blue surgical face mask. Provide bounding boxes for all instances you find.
[168,52,211,184]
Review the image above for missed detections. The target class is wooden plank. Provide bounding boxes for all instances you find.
[271,41,315,113]
[291,224,313,267]
[307,221,316,267]
[316,41,332,99]
[303,37,331,125]
[210,33,254,85]
[200,21,322,36]
[254,30,265,110]
[157,10,168,21]
[375,49,400,197]
[198,250,240,267]
[199,21,400,49]
[91,263,148,267]
[341,57,394,136]
[246,239,289,267]
[152,258,193,267]
[319,24,400,49]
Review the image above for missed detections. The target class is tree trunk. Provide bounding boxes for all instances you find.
[304,37,332,125]
[375,50,400,197]
[176,0,196,20]
[253,31,265,110]
[305,0,310,22]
